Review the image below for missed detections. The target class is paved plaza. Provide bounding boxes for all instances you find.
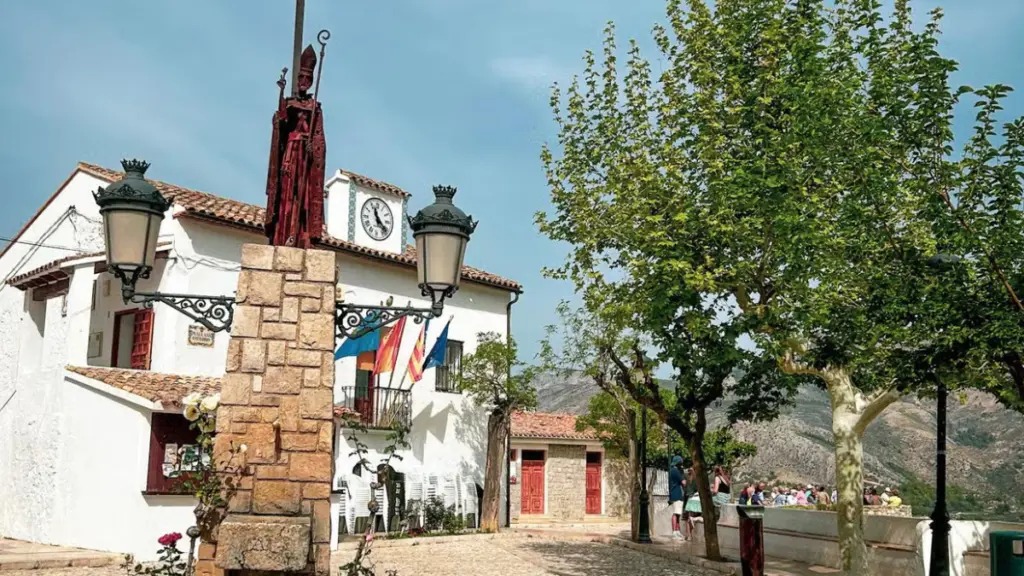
[335,537,715,576]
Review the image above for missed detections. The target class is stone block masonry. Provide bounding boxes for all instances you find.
[197,245,338,576]
[547,444,587,521]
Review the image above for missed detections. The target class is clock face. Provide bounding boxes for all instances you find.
[360,198,394,241]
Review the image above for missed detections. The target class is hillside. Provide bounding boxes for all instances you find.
[532,372,1024,520]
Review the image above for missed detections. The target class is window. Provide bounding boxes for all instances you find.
[146,413,202,494]
[434,339,463,393]
[111,309,154,369]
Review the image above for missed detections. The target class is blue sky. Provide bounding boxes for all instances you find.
[1,0,1023,365]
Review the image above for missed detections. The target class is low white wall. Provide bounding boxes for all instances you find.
[679,504,1024,576]
[55,375,196,561]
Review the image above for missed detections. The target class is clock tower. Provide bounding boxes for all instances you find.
[323,169,410,254]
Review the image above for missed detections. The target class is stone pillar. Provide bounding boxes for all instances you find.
[197,245,337,576]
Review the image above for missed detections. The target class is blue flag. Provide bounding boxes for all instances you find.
[423,318,452,369]
[335,314,382,359]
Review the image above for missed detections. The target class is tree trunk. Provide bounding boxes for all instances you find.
[823,367,898,575]
[627,408,639,541]
[480,408,509,532]
[689,432,722,561]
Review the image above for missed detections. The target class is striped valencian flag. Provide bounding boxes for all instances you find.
[373,316,408,375]
[406,320,429,383]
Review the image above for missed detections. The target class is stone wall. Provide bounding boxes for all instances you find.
[197,245,337,576]
[547,444,586,521]
[864,504,913,517]
[603,456,632,519]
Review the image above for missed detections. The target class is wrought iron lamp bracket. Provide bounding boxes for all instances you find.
[113,266,235,333]
[335,301,442,341]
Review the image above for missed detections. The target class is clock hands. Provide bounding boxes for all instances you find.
[373,206,386,230]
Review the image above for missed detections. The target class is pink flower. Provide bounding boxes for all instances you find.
[158,533,183,547]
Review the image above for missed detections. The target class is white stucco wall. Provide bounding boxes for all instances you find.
[57,375,196,560]
[323,171,406,253]
[0,165,516,554]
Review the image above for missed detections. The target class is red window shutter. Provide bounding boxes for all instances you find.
[130,309,155,370]
[147,413,200,493]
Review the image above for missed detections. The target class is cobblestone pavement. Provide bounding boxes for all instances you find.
[350,537,714,576]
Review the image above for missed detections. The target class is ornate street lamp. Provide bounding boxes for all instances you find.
[925,252,961,576]
[335,185,477,340]
[94,160,235,332]
[96,160,477,340]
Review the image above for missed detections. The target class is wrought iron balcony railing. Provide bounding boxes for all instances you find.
[337,385,412,430]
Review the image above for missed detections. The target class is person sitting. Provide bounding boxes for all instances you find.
[774,487,789,507]
[817,486,830,505]
[738,482,753,505]
[880,487,891,506]
[806,485,817,505]
[888,488,903,508]
[751,482,767,505]
[786,489,798,506]
[794,488,808,505]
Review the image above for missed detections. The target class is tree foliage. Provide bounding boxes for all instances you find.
[459,332,537,414]
[537,0,1024,571]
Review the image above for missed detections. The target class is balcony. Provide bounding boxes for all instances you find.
[337,385,412,430]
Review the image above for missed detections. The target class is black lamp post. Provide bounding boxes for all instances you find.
[925,253,961,576]
[335,185,477,340]
[637,405,652,544]
[94,160,236,332]
[96,160,477,339]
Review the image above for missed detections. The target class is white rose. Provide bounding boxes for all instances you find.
[200,394,220,413]
[183,404,201,422]
[182,392,203,407]
[239,443,248,453]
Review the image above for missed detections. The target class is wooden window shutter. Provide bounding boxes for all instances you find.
[130,309,155,370]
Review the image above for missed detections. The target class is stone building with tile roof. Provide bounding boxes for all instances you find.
[0,161,521,560]
[508,411,631,523]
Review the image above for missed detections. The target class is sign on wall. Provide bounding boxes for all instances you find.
[187,324,215,347]
[87,332,103,358]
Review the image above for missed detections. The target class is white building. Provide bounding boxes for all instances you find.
[0,161,521,559]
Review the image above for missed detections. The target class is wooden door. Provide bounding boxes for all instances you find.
[521,451,545,515]
[585,452,602,515]
[130,309,155,370]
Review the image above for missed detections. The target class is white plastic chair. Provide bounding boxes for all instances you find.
[346,474,371,533]
[443,473,459,512]
[462,476,478,527]
[406,474,424,527]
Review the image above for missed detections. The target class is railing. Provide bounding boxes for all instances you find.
[337,385,412,429]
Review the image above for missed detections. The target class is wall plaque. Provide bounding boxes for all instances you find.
[188,324,215,347]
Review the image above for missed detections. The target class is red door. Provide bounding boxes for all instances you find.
[586,452,602,515]
[521,451,545,515]
[130,309,155,370]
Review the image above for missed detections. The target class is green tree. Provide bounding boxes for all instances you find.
[541,303,789,560]
[535,0,1024,571]
[458,332,536,532]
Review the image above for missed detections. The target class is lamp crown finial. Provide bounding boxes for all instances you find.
[432,185,457,202]
[121,159,150,176]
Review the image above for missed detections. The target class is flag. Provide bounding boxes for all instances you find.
[373,316,408,375]
[334,314,382,359]
[424,318,452,369]
[406,320,429,383]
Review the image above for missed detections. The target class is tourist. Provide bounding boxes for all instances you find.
[806,485,817,505]
[774,487,789,506]
[751,482,767,505]
[712,465,732,506]
[832,488,838,503]
[684,468,702,541]
[817,486,830,505]
[786,489,798,506]
[795,486,808,505]
[738,482,753,505]
[880,487,891,505]
[867,487,881,506]
[888,488,902,507]
[769,486,780,506]
[668,456,685,539]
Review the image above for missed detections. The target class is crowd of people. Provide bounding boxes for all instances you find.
[666,457,905,541]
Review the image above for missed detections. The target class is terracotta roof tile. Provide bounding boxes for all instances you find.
[6,243,171,289]
[66,365,220,409]
[76,162,520,291]
[342,170,411,199]
[511,411,600,440]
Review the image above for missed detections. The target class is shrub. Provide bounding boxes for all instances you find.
[441,505,465,535]
[423,497,447,532]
